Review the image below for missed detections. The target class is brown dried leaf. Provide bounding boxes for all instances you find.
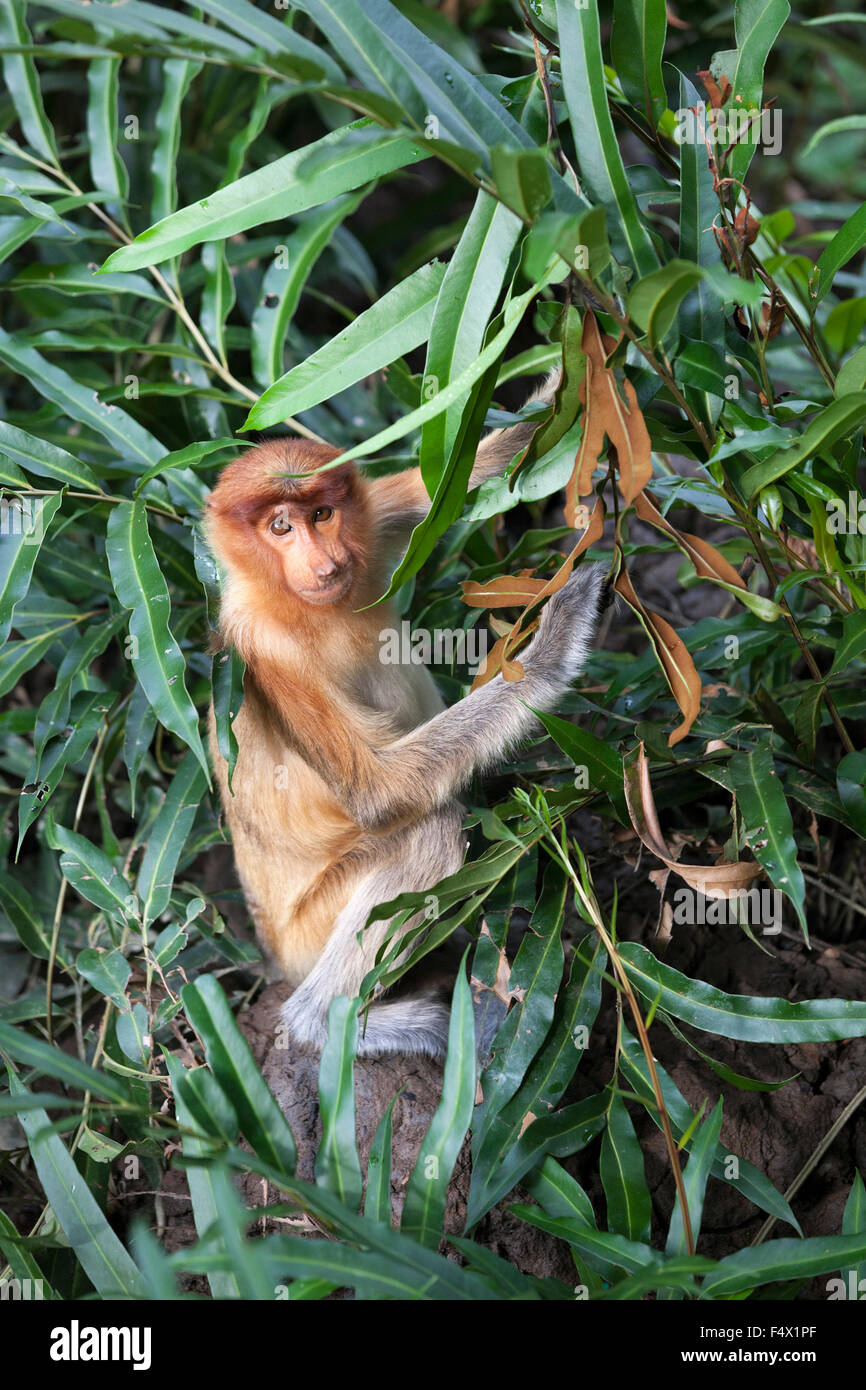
[566,312,652,520]
[697,69,731,110]
[461,570,548,608]
[615,563,702,746]
[624,743,764,899]
[633,491,746,590]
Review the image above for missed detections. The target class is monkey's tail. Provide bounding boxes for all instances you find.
[354,994,451,1059]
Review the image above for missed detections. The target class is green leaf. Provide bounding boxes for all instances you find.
[106,501,209,779]
[47,820,138,923]
[9,262,166,302]
[152,57,202,224]
[816,202,866,303]
[251,192,363,388]
[180,975,297,1175]
[837,752,866,839]
[164,1053,241,1300]
[842,1171,866,1288]
[86,57,127,207]
[601,1092,652,1244]
[0,330,165,466]
[709,0,791,187]
[402,963,476,1248]
[611,0,667,129]
[741,393,866,497]
[315,996,363,1210]
[666,1098,723,1259]
[212,644,245,793]
[364,1096,396,1223]
[102,121,426,273]
[620,942,866,1042]
[0,1019,130,1103]
[728,748,808,931]
[803,116,866,161]
[619,1030,801,1231]
[7,1070,148,1299]
[489,145,552,220]
[418,190,521,491]
[701,1232,866,1298]
[0,421,100,492]
[244,259,446,430]
[534,707,628,821]
[0,0,58,164]
[629,260,705,347]
[76,947,130,1009]
[554,0,658,275]
[476,862,566,1134]
[0,491,62,644]
[136,752,208,928]
[836,345,866,396]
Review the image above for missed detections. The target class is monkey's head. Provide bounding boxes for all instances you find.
[206,439,368,608]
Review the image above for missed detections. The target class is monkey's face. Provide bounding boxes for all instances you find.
[260,498,355,604]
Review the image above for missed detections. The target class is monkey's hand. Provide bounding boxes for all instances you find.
[519,563,607,702]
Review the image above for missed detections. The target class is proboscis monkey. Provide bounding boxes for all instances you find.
[205,381,605,1057]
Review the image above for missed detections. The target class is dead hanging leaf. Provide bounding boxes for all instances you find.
[468,499,606,689]
[614,562,702,747]
[566,312,652,522]
[759,293,785,340]
[461,570,549,609]
[625,743,764,899]
[633,491,747,591]
[697,69,731,110]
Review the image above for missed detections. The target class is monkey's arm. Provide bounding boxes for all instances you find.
[368,371,558,531]
[255,565,602,833]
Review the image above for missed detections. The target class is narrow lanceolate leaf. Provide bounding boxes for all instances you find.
[7,1072,148,1300]
[666,1098,723,1258]
[106,501,208,778]
[728,749,808,932]
[0,1019,129,1103]
[611,0,667,129]
[628,261,704,349]
[250,192,363,388]
[212,645,245,792]
[554,0,658,275]
[0,420,100,491]
[292,0,558,180]
[620,942,866,1042]
[365,1096,396,1223]
[402,965,476,1248]
[601,1093,652,1244]
[0,492,62,644]
[164,1053,241,1300]
[200,242,235,362]
[47,821,138,923]
[152,57,202,224]
[511,1207,657,1279]
[419,190,521,493]
[315,997,363,1211]
[103,122,425,272]
[180,975,297,1175]
[701,1233,866,1298]
[477,862,567,1134]
[742,393,866,497]
[245,259,446,429]
[842,1172,866,1288]
[0,331,165,466]
[87,57,127,207]
[815,202,866,302]
[0,0,58,164]
[619,1030,800,1232]
[803,116,866,161]
[709,0,790,187]
[193,0,344,82]
[136,752,208,928]
[676,74,725,410]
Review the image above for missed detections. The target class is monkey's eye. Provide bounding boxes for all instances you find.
[269,515,292,535]
[313,506,334,523]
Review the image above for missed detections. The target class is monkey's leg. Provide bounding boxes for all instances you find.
[281,805,464,1059]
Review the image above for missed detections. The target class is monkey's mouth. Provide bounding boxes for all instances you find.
[301,569,353,603]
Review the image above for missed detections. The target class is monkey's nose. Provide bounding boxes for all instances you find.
[314,557,338,580]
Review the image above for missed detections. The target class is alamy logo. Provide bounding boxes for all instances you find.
[379,621,487,675]
[49,1320,152,1371]
[674,101,782,157]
